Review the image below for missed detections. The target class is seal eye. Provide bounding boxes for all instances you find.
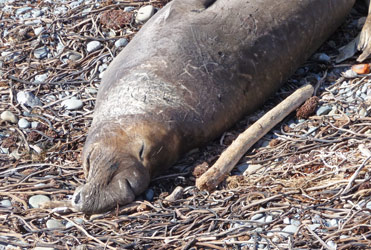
[139,143,145,161]
[204,0,217,8]
[74,192,81,204]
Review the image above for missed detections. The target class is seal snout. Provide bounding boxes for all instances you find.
[72,150,151,214]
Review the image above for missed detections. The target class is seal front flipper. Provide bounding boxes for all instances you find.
[337,0,371,62]
[357,1,371,61]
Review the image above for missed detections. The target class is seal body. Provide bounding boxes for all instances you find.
[73,0,354,213]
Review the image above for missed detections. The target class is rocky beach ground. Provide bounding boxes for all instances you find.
[0,0,370,249]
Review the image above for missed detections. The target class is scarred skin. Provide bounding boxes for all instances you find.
[72,0,367,214]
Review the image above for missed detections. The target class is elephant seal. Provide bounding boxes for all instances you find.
[73,0,361,213]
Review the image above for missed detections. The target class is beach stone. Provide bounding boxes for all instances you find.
[343,69,357,78]
[251,213,264,221]
[1,111,18,123]
[86,41,102,53]
[313,53,330,63]
[283,217,291,224]
[144,188,154,201]
[31,121,39,129]
[34,47,49,59]
[16,7,32,15]
[34,27,44,36]
[307,224,321,231]
[65,218,84,229]
[291,219,301,227]
[29,195,50,208]
[32,9,43,17]
[34,73,48,83]
[18,118,30,129]
[115,38,129,48]
[366,201,371,209]
[236,163,249,173]
[124,6,135,12]
[17,91,42,107]
[68,52,82,61]
[46,219,64,229]
[135,5,155,23]
[0,200,12,207]
[243,164,263,175]
[316,105,332,116]
[1,147,9,154]
[282,225,299,234]
[265,215,273,223]
[61,97,83,110]
[327,241,336,249]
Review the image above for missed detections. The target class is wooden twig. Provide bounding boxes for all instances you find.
[196,84,314,191]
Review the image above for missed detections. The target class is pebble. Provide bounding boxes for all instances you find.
[1,111,18,123]
[135,5,155,23]
[327,240,336,249]
[0,199,12,207]
[29,195,50,208]
[265,215,273,223]
[243,164,263,175]
[124,6,135,12]
[16,7,32,15]
[115,38,129,48]
[282,225,299,234]
[291,219,301,227]
[327,218,338,227]
[17,91,42,107]
[34,27,44,36]
[31,121,39,129]
[34,73,48,83]
[18,118,30,129]
[236,163,249,173]
[366,201,371,209]
[144,188,154,201]
[68,51,82,61]
[61,97,83,110]
[34,47,49,59]
[316,105,332,116]
[307,224,320,231]
[65,218,84,229]
[46,219,64,229]
[313,53,331,63]
[251,213,264,221]
[283,217,291,224]
[343,69,357,78]
[86,41,102,53]
[32,9,44,17]
[1,147,9,154]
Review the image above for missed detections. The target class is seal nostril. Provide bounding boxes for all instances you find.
[74,192,81,204]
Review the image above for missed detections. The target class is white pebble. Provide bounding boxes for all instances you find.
[34,47,49,59]
[86,41,102,53]
[34,27,44,36]
[124,6,135,12]
[18,118,30,129]
[17,91,42,107]
[1,111,18,123]
[34,73,48,83]
[61,97,83,110]
[135,5,155,23]
[0,199,12,207]
[115,38,129,48]
[251,213,264,221]
[65,218,84,228]
[46,219,64,229]
[29,195,50,208]
[282,225,298,234]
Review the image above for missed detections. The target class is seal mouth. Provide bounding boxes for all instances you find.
[72,143,150,214]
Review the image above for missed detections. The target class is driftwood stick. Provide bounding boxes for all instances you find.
[196,84,314,191]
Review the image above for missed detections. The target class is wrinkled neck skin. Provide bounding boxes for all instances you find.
[73,121,182,213]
